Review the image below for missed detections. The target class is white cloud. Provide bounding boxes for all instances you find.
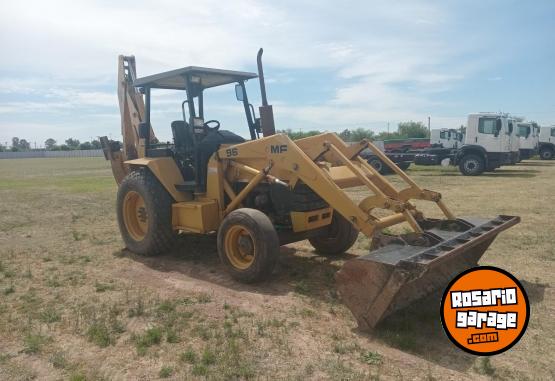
[0,0,528,142]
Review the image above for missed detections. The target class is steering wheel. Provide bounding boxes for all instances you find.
[203,120,220,132]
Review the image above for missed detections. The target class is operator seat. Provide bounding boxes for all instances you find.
[171,120,193,153]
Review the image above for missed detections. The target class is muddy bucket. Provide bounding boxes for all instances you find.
[335,215,520,330]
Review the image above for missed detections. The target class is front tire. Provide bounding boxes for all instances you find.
[117,169,178,255]
[540,147,554,160]
[309,213,359,255]
[217,208,279,283]
[459,154,484,176]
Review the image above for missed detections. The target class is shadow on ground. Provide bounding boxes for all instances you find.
[116,242,547,374]
[516,161,555,167]
[418,169,539,178]
[114,235,350,300]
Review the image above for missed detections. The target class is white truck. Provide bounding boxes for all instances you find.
[507,118,520,164]
[516,122,539,160]
[430,128,464,149]
[539,125,555,160]
[453,112,513,175]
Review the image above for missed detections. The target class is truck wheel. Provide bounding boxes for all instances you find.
[309,213,359,255]
[117,169,178,255]
[397,162,411,171]
[459,154,484,176]
[217,208,279,283]
[540,147,554,160]
[368,157,385,174]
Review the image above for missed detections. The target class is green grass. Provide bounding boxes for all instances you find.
[23,333,50,354]
[159,365,173,378]
[86,322,114,347]
[133,327,163,356]
[0,158,115,193]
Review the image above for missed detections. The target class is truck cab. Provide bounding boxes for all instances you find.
[516,122,538,160]
[539,126,555,160]
[431,128,464,149]
[455,113,512,175]
[507,118,520,164]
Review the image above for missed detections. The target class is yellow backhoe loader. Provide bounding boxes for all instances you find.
[101,49,519,330]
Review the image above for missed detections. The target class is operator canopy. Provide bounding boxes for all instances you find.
[133,66,258,90]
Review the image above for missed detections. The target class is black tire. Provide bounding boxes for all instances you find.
[458,154,484,176]
[116,169,178,255]
[217,208,279,283]
[368,157,385,174]
[397,162,411,171]
[309,213,359,255]
[540,147,554,160]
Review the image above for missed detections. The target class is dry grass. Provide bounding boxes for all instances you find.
[0,157,553,380]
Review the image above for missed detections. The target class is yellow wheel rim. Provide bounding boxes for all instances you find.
[224,225,256,270]
[122,191,148,241]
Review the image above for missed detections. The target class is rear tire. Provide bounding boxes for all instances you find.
[397,162,411,171]
[459,154,484,176]
[368,157,385,174]
[117,169,178,256]
[540,147,554,160]
[217,208,279,283]
[309,213,359,255]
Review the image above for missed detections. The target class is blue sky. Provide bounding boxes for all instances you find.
[0,0,553,146]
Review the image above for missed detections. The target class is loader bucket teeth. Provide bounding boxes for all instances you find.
[336,215,520,330]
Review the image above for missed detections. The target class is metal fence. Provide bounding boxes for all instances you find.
[0,149,104,159]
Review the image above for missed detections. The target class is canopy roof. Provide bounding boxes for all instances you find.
[133,66,257,90]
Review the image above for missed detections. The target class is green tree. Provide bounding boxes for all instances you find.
[79,141,93,150]
[397,121,429,138]
[65,138,80,150]
[11,137,20,151]
[45,138,57,150]
[19,139,31,150]
[91,139,102,149]
[277,129,321,140]
[349,128,375,141]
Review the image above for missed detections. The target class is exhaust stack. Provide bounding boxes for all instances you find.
[257,48,276,137]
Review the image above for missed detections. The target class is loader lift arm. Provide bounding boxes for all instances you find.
[215,132,519,328]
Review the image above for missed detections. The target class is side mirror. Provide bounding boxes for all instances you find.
[494,119,502,137]
[235,84,244,102]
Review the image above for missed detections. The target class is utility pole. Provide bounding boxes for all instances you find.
[387,122,390,136]
[428,116,431,136]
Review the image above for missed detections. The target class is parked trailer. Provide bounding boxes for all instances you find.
[359,140,413,174]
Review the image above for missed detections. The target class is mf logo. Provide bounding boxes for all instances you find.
[270,144,288,154]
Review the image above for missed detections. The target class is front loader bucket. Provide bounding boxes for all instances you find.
[336,215,519,330]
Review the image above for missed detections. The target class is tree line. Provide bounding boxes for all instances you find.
[1,121,432,152]
[0,137,103,152]
[278,121,431,141]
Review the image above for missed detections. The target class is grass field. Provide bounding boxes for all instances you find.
[0,157,553,380]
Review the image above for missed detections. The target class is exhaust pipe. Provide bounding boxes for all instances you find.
[257,48,276,137]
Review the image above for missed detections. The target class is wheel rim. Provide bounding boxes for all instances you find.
[123,191,148,241]
[464,159,478,172]
[224,225,255,270]
[370,159,383,172]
